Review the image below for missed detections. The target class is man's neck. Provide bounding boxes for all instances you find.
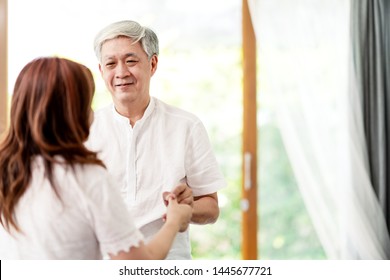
[115,96,150,127]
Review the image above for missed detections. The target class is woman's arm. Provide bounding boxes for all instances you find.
[109,197,191,260]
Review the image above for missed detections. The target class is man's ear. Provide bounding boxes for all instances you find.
[150,55,158,76]
[98,64,103,75]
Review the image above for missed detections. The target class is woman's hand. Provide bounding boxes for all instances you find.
[164,194,192,232]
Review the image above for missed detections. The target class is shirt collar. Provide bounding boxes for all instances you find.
[110,97,156,126]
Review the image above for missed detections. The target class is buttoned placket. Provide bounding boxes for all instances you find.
[122,98,155,205]
[126,122,137,204]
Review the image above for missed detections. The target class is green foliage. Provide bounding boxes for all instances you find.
[259,123,326,259]
[190,178,242,259]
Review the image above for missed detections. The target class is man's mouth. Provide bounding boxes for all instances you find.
[116,82,133,87]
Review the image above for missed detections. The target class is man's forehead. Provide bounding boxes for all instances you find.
[101,39,143,58]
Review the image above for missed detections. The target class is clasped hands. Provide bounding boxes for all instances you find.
[162,183,194,232]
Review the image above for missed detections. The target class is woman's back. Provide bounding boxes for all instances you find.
[0,156,142,259]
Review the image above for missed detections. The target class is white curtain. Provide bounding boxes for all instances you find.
[248,0,390,259]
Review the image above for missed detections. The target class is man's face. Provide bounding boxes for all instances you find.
[99,37,157,109]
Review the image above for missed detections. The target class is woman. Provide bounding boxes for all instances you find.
[0,57,191,259]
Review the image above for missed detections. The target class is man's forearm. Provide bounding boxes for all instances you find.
[191,194,219,224]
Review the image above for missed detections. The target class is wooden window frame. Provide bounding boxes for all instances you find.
[242,0,258,259]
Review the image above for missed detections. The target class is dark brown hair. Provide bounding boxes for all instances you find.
[0,57,104,232]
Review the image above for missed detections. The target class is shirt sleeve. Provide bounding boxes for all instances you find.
[185,121,227,197]
[83,167,144,257]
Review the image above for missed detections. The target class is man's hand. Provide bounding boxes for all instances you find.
[162,183,194,232]
[163,183,194,207]
[163,184,219,225]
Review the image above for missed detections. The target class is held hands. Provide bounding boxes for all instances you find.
[164,194,192,232]
[162,183,194,232]
[163,183,194,208]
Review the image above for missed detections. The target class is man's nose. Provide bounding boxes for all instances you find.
[115,62,130,78]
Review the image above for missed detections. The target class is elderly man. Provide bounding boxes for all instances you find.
[86,20,226,259]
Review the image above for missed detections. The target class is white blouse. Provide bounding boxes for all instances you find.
[0,156,144,259]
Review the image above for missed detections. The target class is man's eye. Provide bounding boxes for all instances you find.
[105,62,115,67]
[127,60,137,64]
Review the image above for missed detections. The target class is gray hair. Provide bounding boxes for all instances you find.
[94,20,159,62]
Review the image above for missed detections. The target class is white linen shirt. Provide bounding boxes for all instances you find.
[85,97,226,259]
[0,157,144,260]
